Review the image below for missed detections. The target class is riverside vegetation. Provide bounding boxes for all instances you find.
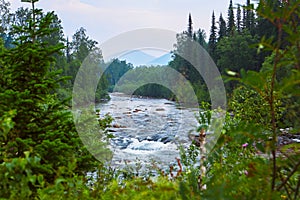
[0,0,299,199]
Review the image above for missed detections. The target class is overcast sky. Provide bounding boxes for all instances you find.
[10,0,247,44]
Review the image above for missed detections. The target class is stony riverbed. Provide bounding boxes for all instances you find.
[96,93,201,169]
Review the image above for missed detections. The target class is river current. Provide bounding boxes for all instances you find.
[96,93,200,170]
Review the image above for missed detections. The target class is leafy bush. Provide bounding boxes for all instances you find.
[229,84,283,129]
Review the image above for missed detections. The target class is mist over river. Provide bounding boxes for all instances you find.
[96,93,201,170]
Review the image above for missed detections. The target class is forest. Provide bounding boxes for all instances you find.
[0,0,299,199]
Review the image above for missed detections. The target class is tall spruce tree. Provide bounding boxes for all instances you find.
[193,32,197,41]
[246,0,251,29]
[187,13,193,38]
[249,10,256,35]
[237,4,242,33]
[66,37,71,63]
[70,27,98,62]
[255,0,279,67]
[242,6,247,30]
[0,0,11,34]
[208,11,217,61]
[218,13,227,40]
[227,0,235,36]
[197,28,207,48]
[0,1,101,195]
[245,0,256,35]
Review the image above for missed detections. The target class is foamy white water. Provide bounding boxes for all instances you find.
[96,93,200,169]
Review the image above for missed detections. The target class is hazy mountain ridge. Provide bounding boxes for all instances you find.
[118,50,172,66]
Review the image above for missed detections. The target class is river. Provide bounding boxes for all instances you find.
[96,92,201,171]
[95,93,300,175]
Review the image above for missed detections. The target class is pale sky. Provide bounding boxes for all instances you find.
[9,0,247,44]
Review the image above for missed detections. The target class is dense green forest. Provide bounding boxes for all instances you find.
[0,0,299,199]
[106,0,289,105]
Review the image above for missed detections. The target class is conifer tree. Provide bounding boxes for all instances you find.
[245,0,256,35]
[249,10,256,35]
[187,13,193,38]
[218,13,227,40]
[208,11,217,61]
[242,6,247,30]
[227,0,235,36]
[0,0,11,34]
[197,28,207,48]
[246,0,251,29]
[237,4,242,33]
[193,32,197,41]
[0,0,101,191]
[66,37,71,63]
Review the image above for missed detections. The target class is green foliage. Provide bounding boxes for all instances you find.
[169,22,210,103]
[217,31,259,73]
[244,0,256,35]
[197,102,212,131]
[0,5,102,198]
[229,85,283,129]
[1,1,300,199]
[73,107,113,163]
[70,27,98,63]
[218,1,300,199]
[102,177,179,200]
[227,0,235,36]
[0,0,11,34]
[0,151,45,199]
[187,13,193,38]
[133,83,173,99]
[217,31,259,91]
[61,27,110,104]
[208,11,217,61]
[205,146,280,199]
[196,29,207,49]
[114,66,175,99]
[179,144,199,168]
[0,110,16,141]
[218,14,226,40]
[104,58,133,92]
[236,4,242,33]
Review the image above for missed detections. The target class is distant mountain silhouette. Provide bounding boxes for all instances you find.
[147,53,172,66]
[118,50,155,66]
[118,50,172,67]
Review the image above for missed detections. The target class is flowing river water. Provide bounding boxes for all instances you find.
[93,93,300,175]
[96,92,201,170]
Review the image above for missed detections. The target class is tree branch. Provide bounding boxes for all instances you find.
[277,159,300,191]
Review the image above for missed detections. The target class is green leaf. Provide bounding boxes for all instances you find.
[29,175,36,185]
[24,151,30,158]
[37,174,44,185]
[55,178,66,185]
